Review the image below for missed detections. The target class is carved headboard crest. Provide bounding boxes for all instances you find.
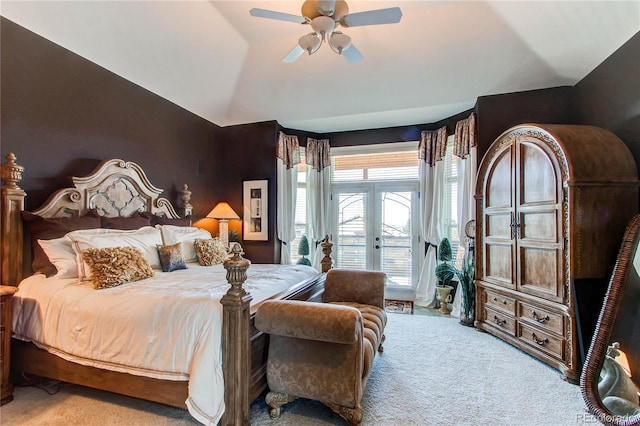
[32,159,181,219]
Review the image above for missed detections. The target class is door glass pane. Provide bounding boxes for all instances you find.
[380,191,413,287]
[337,192,367,270]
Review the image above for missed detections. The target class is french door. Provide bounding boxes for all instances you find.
[333,181,419,288]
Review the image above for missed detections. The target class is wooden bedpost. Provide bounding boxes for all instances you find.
[177,184,193,218]
[221,243,252,426]
[1,153,26,286]
[321,235,333,273]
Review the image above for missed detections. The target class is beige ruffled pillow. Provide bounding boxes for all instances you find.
[193,238,227,266]
[82,246,154,289]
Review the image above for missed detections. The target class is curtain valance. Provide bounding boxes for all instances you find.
[306,138,331,171]
[453,113,477,159]
[418,126,448,166]
[276,132,301,169]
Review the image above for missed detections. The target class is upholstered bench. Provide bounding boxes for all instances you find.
[255,269,387,425]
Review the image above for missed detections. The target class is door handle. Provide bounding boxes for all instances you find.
[375,237,380,241]
[375,245,380,250]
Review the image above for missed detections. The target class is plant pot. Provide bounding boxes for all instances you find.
[459,297,475,327]
[435,285,454,315]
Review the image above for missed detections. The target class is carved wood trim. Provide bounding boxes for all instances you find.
[221,244,252,426]
[1,154,26,286]
[32,158,181,219]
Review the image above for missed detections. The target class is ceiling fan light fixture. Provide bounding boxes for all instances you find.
[310,15,336,38]
[299,33,322,55]
[329,31,351,54]
[251,0,402,63]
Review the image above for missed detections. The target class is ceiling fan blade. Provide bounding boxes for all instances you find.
[341,7,402,27]
[283,44,306,63]
[250,8,308,24]
[342,43,363,64]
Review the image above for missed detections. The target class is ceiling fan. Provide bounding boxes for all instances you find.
[250,0,402,64]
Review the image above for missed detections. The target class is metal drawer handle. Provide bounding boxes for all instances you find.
[493,315,506,326]
[531,311,550,324]
[492,296,508,305]
[531,332,549,346]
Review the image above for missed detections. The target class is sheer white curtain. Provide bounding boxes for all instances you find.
[276,132,300,264]
[305,138,332,271]
[414,127,448,308]
[450,113,478,317]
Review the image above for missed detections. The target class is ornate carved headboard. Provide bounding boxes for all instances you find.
[0,154,193,285]
[31,158,185,219]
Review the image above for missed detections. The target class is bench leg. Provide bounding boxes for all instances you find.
[328,403,364,425]
[265,391,297,419]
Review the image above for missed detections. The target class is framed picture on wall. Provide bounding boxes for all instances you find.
[243,180,268,241]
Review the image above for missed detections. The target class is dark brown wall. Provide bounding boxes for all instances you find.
[220,121,280,263]
[574,31,640,175]
[321,109,474,147]
[474,86,574,160]
[0,17,220,218]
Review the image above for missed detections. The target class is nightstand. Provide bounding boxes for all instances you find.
[0,285,18,406]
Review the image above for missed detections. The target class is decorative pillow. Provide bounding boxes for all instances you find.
[150,214,191,227]
[100,212,151,230]
[82,246,154,289]
[158,225,212,263]
[38,237,78,279]
[157,243,187,272]
[21,210,101,276]
[193,238,227,266]
[67,226,163,280]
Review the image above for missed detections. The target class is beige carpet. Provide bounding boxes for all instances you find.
[1,314,590,425]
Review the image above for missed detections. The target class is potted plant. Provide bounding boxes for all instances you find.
[296,235,312,266]
[455,249,476,326]
[434,238,456,314]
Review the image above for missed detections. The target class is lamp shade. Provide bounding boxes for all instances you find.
[299,33,321,54]
[207,202,240,220]
[329,31,351,54]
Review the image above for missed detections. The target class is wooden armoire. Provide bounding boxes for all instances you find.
[475,124,639,383]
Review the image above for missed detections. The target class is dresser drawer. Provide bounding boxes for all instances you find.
[483,306,516,336]
[518,323,565,360]
[518,301,564,335]
[482,288,516,315]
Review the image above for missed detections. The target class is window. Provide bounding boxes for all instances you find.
[331,142,420,287]
[290,154,308,264]
[443,138,460,261]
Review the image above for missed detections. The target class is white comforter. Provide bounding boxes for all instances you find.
[12,263,319,425]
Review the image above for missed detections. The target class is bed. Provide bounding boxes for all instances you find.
[0,153,331,425]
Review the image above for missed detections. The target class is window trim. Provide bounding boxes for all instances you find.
[330,141,419,156]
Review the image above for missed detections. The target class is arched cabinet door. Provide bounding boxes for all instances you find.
[475,124,639,384]
[515,138,564,303]
[481,141,516,290]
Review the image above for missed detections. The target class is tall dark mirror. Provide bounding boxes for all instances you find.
[581,215,640,425]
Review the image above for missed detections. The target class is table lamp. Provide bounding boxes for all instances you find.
[207,202,240,248]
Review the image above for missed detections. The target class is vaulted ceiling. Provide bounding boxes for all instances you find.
[2,1,639,133]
